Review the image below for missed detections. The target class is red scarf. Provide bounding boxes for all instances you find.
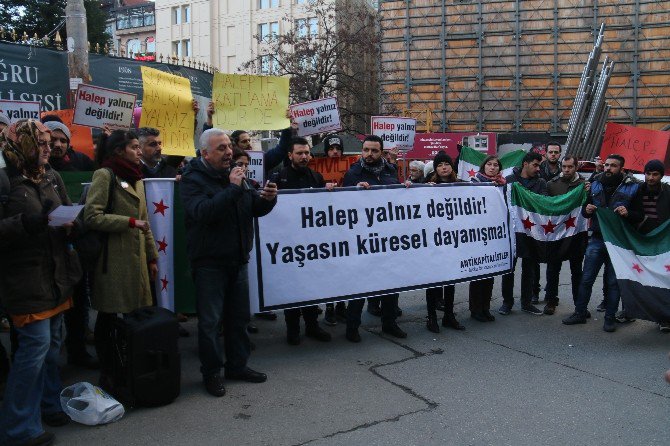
[101,156,143,185]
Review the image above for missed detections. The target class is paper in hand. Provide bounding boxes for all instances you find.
[48,205,84,227]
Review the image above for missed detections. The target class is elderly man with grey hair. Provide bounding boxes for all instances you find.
[179,128,278,397]
[408,160,426,183]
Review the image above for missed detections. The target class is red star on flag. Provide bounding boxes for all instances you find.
[467,168,477,177]
[564,215,576,229]
[541,220,557,234]
[156,236,168,254]
[153,199,169,216]
[160,275,169,291]
[632,263,643,273]
[666,265,670,272]
[522,216,535,230]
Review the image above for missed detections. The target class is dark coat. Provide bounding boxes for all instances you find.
[49,148,95,172]
[273,165,325,190]
[140,157,178,179]
[505,167,548,195]
[629,182,670,234]
[342,160,399,187]
[539,160,561,182]
[547,173,585,196]
[180,157,276,268]
[0,166,81,315]
[582,173,640,237]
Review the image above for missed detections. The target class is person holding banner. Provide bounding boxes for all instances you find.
[180,129,277,397]
[423,151,466,333]
[468,155,507,323]
[270,137,333,345]
[342,135,407,342]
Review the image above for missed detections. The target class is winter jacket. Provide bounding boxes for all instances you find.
[505,167,548,195]
[84,168,158,313]
[628,182,670,234]
[582,172,640,238]
[180,157,276,268]
[342,160,399,187]
[49,148,95,172]
[273,165,325,190]
[140,157,178,179]
[0,166,81,315]
[539,160,561,182]
[547,173,585,196]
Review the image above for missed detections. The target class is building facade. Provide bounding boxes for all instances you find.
[104,0,157,60]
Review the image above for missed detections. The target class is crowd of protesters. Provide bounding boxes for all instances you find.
[0,104,668,446]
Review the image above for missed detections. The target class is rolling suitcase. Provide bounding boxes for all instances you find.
[109,306,181,407]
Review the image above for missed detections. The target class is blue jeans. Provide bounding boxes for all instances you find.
[194,265,251,378]
[0,314,63,445]
[574,237,620,318]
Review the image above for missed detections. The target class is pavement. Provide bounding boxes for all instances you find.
[2,265,670,445]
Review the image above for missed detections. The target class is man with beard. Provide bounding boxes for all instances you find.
[341,135,407,342]
[543,155,587,315]
[43,120,95,171]
[563,154,640,332]
[272,137,333,345]
[539,141,562,182]
[137,127,178,179]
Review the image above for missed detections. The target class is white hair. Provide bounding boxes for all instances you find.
[199,128,227,152]
[409,160,425,171]
[423,161,434,178]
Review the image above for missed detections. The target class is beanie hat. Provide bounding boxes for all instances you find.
[644,159,665,174]
[0,113,9,126]
[323,135,343,154]
[43,121,71,141]
[433,151,453,168]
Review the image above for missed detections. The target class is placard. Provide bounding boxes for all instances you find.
[290,97,342,137]
[600,123,670,174]
[0,100,41,123]
[308,155,359,186]
[73,84,136,129]
[247,151,265,184]
[371,116,417,151]
[212,73,290,130]
[409,132,498,160]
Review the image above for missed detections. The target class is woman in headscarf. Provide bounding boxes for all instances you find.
[424,151,466,333]
[84,130,158,389]
[0,119,82,445]
[468,155,506,322]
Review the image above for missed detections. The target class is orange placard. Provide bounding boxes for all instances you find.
[308,155,359,186]
[600,123,670,173]
[40,109,95,160]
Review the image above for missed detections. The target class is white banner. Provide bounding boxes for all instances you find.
[249,183,514,311]
[144,179,176,311]
[247,150,265,185]
[0,100,41,123]
[73,84,136,129]
[371,116,417,151]
[290,97,342,137]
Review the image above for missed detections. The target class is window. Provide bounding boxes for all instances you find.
[258,22,279,41]
[117,5,155,30]
[183,5,191,23]
[127,39,141,55]
[146,37,155,53]
[308,17,318,36]
[172,41,182,57]
[259,0,278,9]
[296,17,317,37]
[184,39,191,57]
[172,7,181,25]
[259,55,278,74]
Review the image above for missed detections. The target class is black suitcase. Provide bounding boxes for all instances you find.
[109,306,181,407]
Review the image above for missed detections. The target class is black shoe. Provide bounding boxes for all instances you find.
[324,306,337,326]
[179,325,190,337]
[521,304,543,315]
[305,325,332,342]
[603,316,617,333]
[498,303,512,315]
[442,314,466,330]
[203,374,226,397]
[224,367,267,383]
[562,311,587,325]
[543,304,556,315]
[287,332,301,345]
[482,310,495,321]
[382,324,407,338]
[67,352,100,370]
[335,303,347,322]
[435,297,445,312]
[255,311,278,321]
[42,411,70,427]
[247,323,259,334]
[19,432,55,446]
[615,310,636,323]
[426,315,440,333]
[470,312,488,322]
[346,328,361,343]
[367,304,382,317]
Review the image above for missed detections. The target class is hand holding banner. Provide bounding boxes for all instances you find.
[212,73,290,130]
[140,66,195,157]
[73,84,136,130]
[290,97,342,137]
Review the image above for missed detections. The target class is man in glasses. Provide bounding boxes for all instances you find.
[137,127,178,179]
[563,154,641,332]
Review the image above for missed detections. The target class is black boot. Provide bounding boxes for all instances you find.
[442,313,466,330]
[426,315,440,333]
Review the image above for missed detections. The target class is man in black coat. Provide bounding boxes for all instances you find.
[180,129,277,397]
[137,127,179,179]
[272,137,333,345]
[341,135,407,342]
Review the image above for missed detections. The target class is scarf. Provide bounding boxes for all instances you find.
[101,156,143,185]
[0,120,50,182]
[475,171,506,185]
[360,156,386,177]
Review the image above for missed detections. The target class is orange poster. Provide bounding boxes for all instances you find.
[41,109,95,160]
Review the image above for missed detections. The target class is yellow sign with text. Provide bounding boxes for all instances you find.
[212,73,290,130]
[140,66,195,156]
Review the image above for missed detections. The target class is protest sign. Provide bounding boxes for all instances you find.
[290,97,342,137]
[247,151,265,184]
[73,84,136,129]
[307,155,359,186]
[409,132,498,160]
[212,73,290,130]
[40,109,95,159]
[600,123,670,173]
[249,183,513,311]
[0,100,41,123]
[371,116,417,151]
[140,66,195,157]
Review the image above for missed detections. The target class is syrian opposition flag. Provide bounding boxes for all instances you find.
[598,209,670,323]
[509,182,588,262]
[144,178,176,311]
[458,146,526,181]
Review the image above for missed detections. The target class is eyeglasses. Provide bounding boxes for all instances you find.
[147,141,163,147]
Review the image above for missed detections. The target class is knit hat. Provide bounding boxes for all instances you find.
[0,113,9,126]
[433,151,453,167]
[644,159,665,174]
[43,121,71,141]
[323,134,343,154]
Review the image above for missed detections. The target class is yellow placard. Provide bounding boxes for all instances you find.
[139,66,195,156]
[212,73,290,131]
